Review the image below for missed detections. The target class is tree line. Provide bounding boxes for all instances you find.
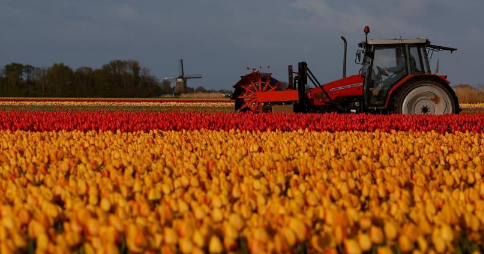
[0,60,228,98]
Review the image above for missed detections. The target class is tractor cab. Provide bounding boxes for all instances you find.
[353,26,458,114]
[359,38,432,106]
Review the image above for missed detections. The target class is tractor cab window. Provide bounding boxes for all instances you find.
[368,45,407,105]
[409,45,430,74]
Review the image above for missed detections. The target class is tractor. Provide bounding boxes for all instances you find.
[232,26,459,114]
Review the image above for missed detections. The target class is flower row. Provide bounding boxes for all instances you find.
[0,100,233,108]
[0,130,483,253]
[0,98,230,103]
[460,103,484,109]
[1,112,484,133]
[1,99,482,107]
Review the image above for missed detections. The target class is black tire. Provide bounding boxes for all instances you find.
[234,98,246,112]
[393,80,458,115]
[233,88,246,112]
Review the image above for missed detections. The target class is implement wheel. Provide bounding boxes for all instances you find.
[235,76,278,113]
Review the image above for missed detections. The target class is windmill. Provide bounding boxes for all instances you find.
[164,59,202,95]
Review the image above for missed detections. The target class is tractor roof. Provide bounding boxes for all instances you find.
[359,38,457,52]
[364,38,429,45]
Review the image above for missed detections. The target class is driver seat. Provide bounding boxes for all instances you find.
[370,70,406,105]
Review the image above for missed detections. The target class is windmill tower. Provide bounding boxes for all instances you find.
[164,59,202,95]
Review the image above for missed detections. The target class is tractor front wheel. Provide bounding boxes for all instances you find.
[394,80,458,115]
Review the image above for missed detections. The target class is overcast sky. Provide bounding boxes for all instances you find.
[1,0,483,89]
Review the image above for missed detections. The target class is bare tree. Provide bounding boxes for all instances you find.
[24,65,35,83]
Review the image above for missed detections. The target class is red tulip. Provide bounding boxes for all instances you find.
[0,111,483,133]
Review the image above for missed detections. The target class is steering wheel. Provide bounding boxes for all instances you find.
[376,66,389,77]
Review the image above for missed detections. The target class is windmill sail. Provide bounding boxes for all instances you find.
[179,59,184,77]
[164,59,202,95]
[185,74,202,79]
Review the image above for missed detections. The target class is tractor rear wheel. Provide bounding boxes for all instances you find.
[394,80,457,114]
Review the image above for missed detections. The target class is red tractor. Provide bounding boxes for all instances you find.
[232,27,459,114]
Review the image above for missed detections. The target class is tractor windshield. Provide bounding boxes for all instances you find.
[369,45,407,105]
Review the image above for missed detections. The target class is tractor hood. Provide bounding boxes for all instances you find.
[308,75,364,103]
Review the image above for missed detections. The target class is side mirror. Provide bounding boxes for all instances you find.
[355,50,362,64]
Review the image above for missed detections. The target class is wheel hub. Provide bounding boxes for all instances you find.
[415,100,436,114]
[421,105,429,114]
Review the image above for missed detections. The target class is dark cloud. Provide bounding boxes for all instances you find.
[0,0,482,89]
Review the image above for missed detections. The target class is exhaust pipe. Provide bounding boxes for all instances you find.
[341,36,347,78]
[288,65,293,88]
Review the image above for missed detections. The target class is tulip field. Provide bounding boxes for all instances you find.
[2,99,484,254]
[0,99,234,113]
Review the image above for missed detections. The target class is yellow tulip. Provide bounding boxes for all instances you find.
[344,239,362,254]
[289,217,307,242]
[179,238,194,254]
[164,227,178,245]
[370,226,384,245]
[398,235,414,252]
[377,246,393,254]
[357,233,372,252]
[37,233,49,251]
[208,235,223,254]
[384,221,398,241]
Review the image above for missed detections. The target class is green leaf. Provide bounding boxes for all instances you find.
[74,244,85,254]
[237,237,250,254]
[27,237,36,254]
[455,245,463,254]
[55,219,64,233]
[119,238,130,254]
[294,242,308,254]
[469,243,480,253]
